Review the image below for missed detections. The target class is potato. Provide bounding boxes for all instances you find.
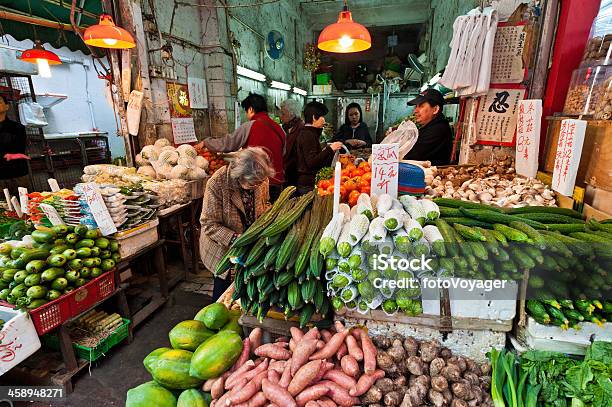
[430,358,446,377]
[441,365,462,383]
[442,388,453,404]
[451,382,471,400]
[419,340,441,363]
[407,356,424,376]
[439,347,453,361]
[388,342,407,363]
[373,335,392,349]
[465,359,482,376]
[431,376,448,393]
[403,337,419,356]
[361,386,383,404]
[427,389,445,407]
[463,372,480,386]
[451,400,469,407]
[383,391,402,406]
[479,376,492,390]
[377,351,396,370]
[375,378,395,394]
[393,376,407,389]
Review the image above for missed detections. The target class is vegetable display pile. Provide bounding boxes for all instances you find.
[320,193,437,316]
[316,157,372,206]
[367,333,492,406]
[195,144,227,175]
[126,303,244,407]
[204,320,383,407]
[218,188,334,327]
[63,310,125,349]
[0,225,120,310]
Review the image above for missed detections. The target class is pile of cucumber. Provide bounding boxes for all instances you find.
[0,225,121,310]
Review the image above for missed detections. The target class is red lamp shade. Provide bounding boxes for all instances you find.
[20,41,61,65]
[317,8,371,53]
[84,14,136,49]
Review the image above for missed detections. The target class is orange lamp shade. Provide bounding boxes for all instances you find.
[84,14,136,49]
[20,42,61,65]
[317,10,371,53]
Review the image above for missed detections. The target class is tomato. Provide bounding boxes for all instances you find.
[348,190,360,207]
[359,178,370,190]
[362,172,372,182]
[358,161,369,169]
[339,186,347,200]
[340,176,350,184]
[341,169,351,177]
[318,179,331,190]
[360,185,371,195]
[343,179,357,192]
[352,168,365,177]
[318,187,328,196]
[345,164,357,174]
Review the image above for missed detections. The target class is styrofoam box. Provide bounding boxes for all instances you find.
[421,278,518,321]
[115,218,159,258]
[0,306,41,376]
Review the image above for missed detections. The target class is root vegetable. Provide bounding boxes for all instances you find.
[275,342,290,348]
[249,328,263,354]
[465,359,482,376]
[276,337,289,343]
[410,375,430,389]
[407,356,425,376]
[321,330,333,343]
[203,378,215,392]
[310,330,349,360]
[305,401,320,407]
[228,370,267,405]
[289,360,322,396]
[226,360,255,388]
[232,358,270,388]
[340,355,359,378]
[262,378,297,407]
[290,339,297,352]
[317,340,325,350]
[375,378,394,394]
[451,400,468,407]
[403,337,419,356]
[295,383,330,407]
[479,376,491,390]
[383,391,402,406]
[387,340,406,363]
[439,348,452,361]
[268,369,281,384]
[291,327,305,342]
[430,358,446,377]
[441,364,462,383]
[247,391,267,407]
[255,344,292,360]
[319,380,360,407]
[427,389,445,407]
[345,335,364,361]
[311,361,335,385]
[211,373,228,399]
[218,378,247,407]
[336,343,348,360]
[480,362,491,375]
[419,340,441,363]
[349,369,385,397]
[291,339,319,375]
[350,327,363,341]
[447,357,467,373]
[451,382,471,400]
[431,376,449,392]
[442,389,453,404]
[463,372,479,386]
[397,359,411,376]
[318,397,338,407]
[361,386,383,404]
[269,360,287,373]
[373,335,392,350]
[360,330,378,374]
[470,385,483,403]
[402,386,425,407]
[376,351,395,370]
[303,327,320,341]
[323,369,357,390]
[279,361,292,389]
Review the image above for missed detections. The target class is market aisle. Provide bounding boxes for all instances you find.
[29,288,211,407]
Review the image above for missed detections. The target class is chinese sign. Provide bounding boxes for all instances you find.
[371,144,400,198]
[188,77,208,109]
[39,203,65,226]
[490,22,528,84]
[18,187,28,215]
[167,82,192,118]
[476,86,526,146]
[552,119,587,196]
[81,183,117,236]
[515,99,542,178]
[171,117,198,144]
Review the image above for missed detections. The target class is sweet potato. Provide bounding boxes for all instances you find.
[350,327,364,341]
[203,378,216,392]
[334,320,346,332]
[323,369,357,390]
[211,373,228,399]
[303,327,320,341]
[218,378,247,407]
[318,380,359,407]
[231,338,252,372]
[268,369,281,384]
[311,361,335,385]
[305,402,320,407]
[345,335,363,362]
[296,383,330,407]
[291,327,305,342]
[276,336,289,343]
[316,340,325,350]
[279,361,293,388]
[310,330,350,360]
[340,355,359,378]
[269,360,287,374]
[247,391,267,407]
[227,358,270,390]
[360,330,377,374]
[262,378,297,407]
[321,329,333,343]
[228,370,268,405]
[318,397,338,407]
[336,343,348,360]
[349,369,385,397]
[291,338,319,375]
[288,360,322,396]
[249,328,263,354]
[226,360,256,387]
[255,344,292,360]
[290,339,297,352]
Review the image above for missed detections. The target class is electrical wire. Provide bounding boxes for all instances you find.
[176,0,280,8]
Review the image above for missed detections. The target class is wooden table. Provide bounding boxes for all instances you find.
[158,201,199,277]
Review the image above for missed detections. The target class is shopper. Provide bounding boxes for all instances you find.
[296,101,343,195]
[334,102,373,147]
[200,93,285,201]
[404,88,453,165]
[279,98,304,188]
[199,147,273,300]
[0,94,30,194]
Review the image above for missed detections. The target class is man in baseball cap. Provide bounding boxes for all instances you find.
[404,88,453,165]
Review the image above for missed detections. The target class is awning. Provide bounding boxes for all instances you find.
[0,0,104,54]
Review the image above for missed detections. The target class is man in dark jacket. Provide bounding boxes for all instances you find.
[404,89,453,165]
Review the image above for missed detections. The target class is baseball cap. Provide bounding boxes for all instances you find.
[407,88,445,107]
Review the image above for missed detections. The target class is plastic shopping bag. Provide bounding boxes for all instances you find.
[380,119,418,159]
[18,102,48,127]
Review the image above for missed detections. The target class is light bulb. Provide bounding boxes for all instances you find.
[338,35,354,49]
[36,58,52,78]
[103,38,119,46]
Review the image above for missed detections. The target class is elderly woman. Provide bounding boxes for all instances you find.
[199,147,273,300]
[279,99,304,187]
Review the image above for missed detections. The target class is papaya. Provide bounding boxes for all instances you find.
[219,315,242,337]
[126,381,177,407]
[150,349,203,389]
[143,347,171,374]
[193,303,229,330]
[169,320,215,351]
[189,331,242,380]
[178,389,208,407]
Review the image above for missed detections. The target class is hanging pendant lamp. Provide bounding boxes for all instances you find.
[317,0,371,53]
[20,40,61,78]
[84,14,136,49]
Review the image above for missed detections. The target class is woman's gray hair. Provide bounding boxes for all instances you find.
[224,147,275,185]
[280,98,301,119]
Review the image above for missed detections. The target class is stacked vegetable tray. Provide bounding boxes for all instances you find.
[217,187,335,328]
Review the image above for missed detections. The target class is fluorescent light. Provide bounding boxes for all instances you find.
[271,80,291,91]
[237,65,266,82]
[293,87,307,96]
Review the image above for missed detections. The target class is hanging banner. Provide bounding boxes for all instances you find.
[515,99,542,178]
[371,143,400,198]
[475,85,527,146]
[126,90,144,136]
[490,22,529,84]
[552,119,587,196]
[188,77,208,109]
[171,117,198,144]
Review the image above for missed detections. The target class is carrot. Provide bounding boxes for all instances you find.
[320,330,332,343]
[335,343,348,361]
[345,335,363,362]
[290,327,305,342]
[225,360,255,389]
[279,361,293,389]
[323,369,357,390]
[309,330,350,360]
[349,369,385,397]
[228,370,268,405]
[249,328,263,354]
[262,378,297,407]
[255,344,292,360]
[291,338,318,375]
[340,355,359,378]
[296,383,330,407]
[311,361,334,385]
[318,397,338,407]
[231,337,251,372]
[268,369,281,384]
[317,380,359,407]
[302,327,320,341]
[288,360,323,396]
[359,330,377,374]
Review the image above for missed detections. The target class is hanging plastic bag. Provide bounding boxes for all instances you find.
[380,119,418,159]
[18,101,48,127]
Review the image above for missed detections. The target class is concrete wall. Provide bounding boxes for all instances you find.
[3,36,124,158]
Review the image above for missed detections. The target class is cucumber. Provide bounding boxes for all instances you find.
[526,300,551,324]
[433,198,502,212]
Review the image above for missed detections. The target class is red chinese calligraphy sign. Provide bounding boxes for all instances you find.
[552,119,587,196]
[371,144,400,198]
[475,84,528,146]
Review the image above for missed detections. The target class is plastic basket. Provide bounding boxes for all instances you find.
[398,162,425,196]
[42,318,130,362]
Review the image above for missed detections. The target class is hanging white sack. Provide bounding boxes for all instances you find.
[18,101,48,127]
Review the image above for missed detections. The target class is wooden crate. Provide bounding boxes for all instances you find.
[238,314,298,344]
[585,120,612,192]
[585,185,612,215]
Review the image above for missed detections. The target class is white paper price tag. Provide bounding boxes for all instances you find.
[48,179,60,192]
[18,187,29,215]
[3,189,12,211]
[371,143,400,198]
[39,203,65,226]
[515,99,542,178]
[80,183,117,236]
[552,119,587,196]
[10,197,22,218]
